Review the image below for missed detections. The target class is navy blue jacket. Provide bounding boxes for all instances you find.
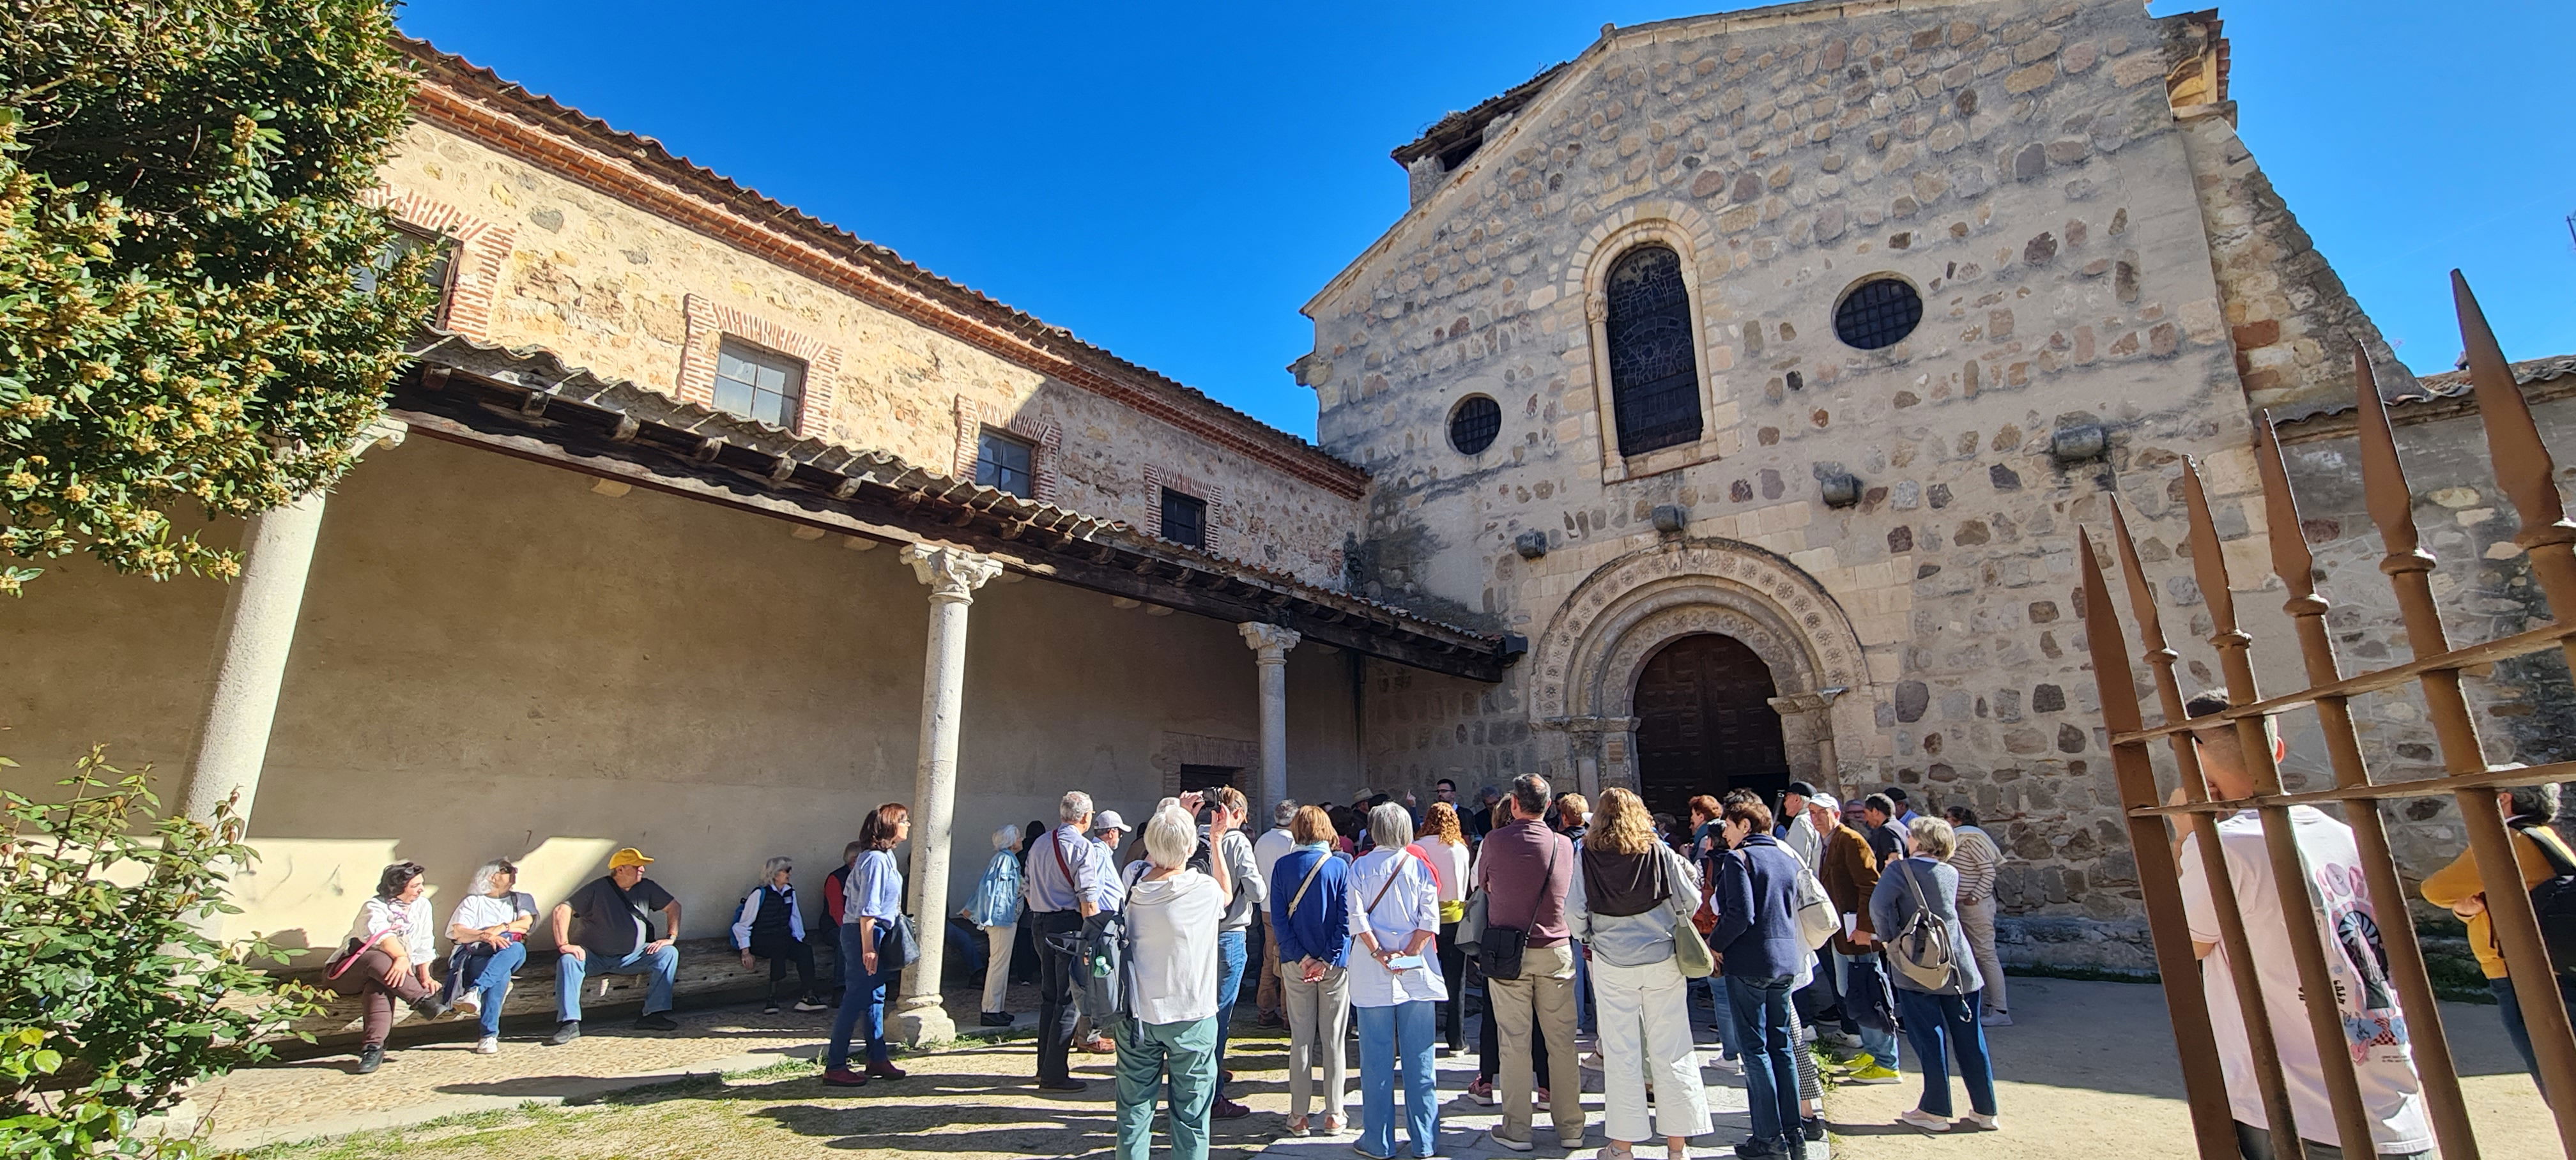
[1270,846,1351,968]
[1710,833,1807,980]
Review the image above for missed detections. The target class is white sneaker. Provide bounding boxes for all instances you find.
[1710,1055,1743,1076]
[1797,1025,1817,1044]
[1897,1109,1951,1133]
[1979,1011,2012,1027]
[473,1035,499,1055]
[1958,1112,2001,1131]
[1490,1131,1535,1152]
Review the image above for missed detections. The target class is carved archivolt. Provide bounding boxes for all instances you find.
[1531,538,1868,726]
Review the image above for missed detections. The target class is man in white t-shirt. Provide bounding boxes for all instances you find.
[2174,692,2431,1160]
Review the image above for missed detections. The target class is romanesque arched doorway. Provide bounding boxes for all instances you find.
[1632,633,1791,817]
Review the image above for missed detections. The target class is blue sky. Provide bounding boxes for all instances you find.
[397,1,2576,439]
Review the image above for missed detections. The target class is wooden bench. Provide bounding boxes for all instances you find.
[239,936,846,1048]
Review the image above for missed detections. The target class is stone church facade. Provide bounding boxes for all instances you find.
[1296,0,2562,966]
[4,0,2564,991]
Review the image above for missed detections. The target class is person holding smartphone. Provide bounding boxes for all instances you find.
[1346,802,1447,1160]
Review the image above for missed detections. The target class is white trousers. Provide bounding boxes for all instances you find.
[982,924,1015,1014]
[1593,955,1714,1143]
[1958,897,2008,1014]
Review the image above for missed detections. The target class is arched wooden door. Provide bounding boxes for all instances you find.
[1631,633,1791,817]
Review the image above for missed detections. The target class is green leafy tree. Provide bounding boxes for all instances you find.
[1,747,318,1157]
[0,0,431,597]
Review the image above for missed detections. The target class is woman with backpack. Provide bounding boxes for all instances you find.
[2421,782,2576,1093]
[1867,815,1997,1134]
[1271,805,1353,1136]
[1114,796,1234,1160]
[1347,801,1447,1160]
[1566,788,1712,1160]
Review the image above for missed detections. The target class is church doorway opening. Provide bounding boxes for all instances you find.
[1632,633,1791,818]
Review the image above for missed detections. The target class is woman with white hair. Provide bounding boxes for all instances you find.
[732,855,827,1016]
[442,858,538,1055]
[965,822,1025,1027]
[1114,793,1234,1160]
[1869,814,1996,1133]
[1347,800,1446,1160]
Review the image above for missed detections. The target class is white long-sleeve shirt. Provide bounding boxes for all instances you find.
[1345,848,1446,1007]
[730,883,809,948]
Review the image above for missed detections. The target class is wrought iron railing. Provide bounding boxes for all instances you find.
[2083,273,2576,1159]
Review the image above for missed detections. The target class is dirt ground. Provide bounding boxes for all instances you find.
[1821,976,2557,1160]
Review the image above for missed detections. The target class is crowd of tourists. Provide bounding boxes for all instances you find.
[328,774,2016,1160]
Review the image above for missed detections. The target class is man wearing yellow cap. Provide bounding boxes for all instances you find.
[548,847,683,1045]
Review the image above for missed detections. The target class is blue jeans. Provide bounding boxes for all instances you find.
[2494,973,2576,1097]
[1215,929,1248,1080]
[1694,975,1737,1058]
[463,942,526,1035]
[1835,949,1899,1069]
[1727,974,1801,1147]
[1116,1016,1218,1160]
[556,942,676,1020]
[1357,1001,1440,1159]
[1574,947,1596,1034]
[1896,989,1995,1118]
[827,923,891,1069]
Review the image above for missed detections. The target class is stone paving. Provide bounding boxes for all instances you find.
[205,980,1823,1158]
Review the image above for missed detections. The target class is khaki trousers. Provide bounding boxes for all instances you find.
[1492,942,1584,1144]
[1281,963,1351,1120]
[1959,896,2008,1015]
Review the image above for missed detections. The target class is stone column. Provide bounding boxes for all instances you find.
[892,543,1002,1046]
[1237,623,1300,812]
[179,421,405,830]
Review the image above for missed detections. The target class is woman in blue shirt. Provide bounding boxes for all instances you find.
[825,802,909,1087]
[1270,805,1352,1137]
[965,823,1024,1027]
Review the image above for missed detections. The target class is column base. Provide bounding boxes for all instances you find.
[891,999,956,1047]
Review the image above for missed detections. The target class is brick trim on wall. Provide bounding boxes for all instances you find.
[401,67,1367,499]
[364,187,516,340]
[951,396,1064,503]
[675,293,844,436]
[1142,465,1230,557]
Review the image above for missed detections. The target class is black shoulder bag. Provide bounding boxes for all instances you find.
[1477,836,1560,982]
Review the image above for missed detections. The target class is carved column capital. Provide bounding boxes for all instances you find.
[1238,622,1302,662]
[902,544,1002,604]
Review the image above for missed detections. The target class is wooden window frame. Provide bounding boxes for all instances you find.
[975,427,1038,498]
[362,187,516,340]
[1142,464,1228,556]
[709,336,809,432]
[675,293,843,438]
[951,396,1062,503]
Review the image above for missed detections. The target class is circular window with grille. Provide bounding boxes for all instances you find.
[1448,395,1501,455]
[1833,277,1924,350]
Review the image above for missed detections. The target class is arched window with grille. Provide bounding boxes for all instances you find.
[1604,244,1703,457]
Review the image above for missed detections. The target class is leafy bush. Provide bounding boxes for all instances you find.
[0,0,429,596]
[1,747,318,1157]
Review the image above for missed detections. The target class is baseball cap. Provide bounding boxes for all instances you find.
[1810,793,1839,813]
[609,847,654,869]
[1783,781,1818,798]
[1092,810,1131,833]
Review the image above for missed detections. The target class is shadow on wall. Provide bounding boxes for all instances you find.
[232,836,620,961]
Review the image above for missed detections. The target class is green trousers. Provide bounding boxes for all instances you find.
[1114,1014,1219,1160]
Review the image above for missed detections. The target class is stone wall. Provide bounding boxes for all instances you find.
[1303,0,2333,957]
[0,436,1364,959]
[2274,370,2576,892]
[378,118,1359,584]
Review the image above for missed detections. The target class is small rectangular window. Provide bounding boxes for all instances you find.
[712,339,807,432]
[362,224,457,323]
[1160,487,1208,550]
[976,429,1035,498]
